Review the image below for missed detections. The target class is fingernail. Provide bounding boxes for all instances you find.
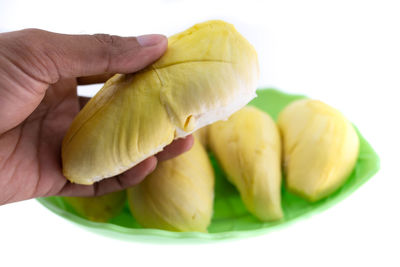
[137,34,165,47]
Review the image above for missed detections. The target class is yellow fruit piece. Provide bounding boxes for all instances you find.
[277,99,360,202]
[62,20,259,185]
[127,139,214,232]
[193,126,209,147]
[63,190,126,222]
[208,106,283,221]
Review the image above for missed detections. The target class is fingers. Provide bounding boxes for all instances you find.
[156,135,194,161]
[58,156,157,197]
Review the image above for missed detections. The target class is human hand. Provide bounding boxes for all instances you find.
[0,29,193,205]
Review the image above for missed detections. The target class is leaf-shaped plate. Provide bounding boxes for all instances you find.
[37,89,380,243]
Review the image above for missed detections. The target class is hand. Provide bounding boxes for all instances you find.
[0,29,194,205]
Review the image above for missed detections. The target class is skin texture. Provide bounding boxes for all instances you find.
[0,29,193,205]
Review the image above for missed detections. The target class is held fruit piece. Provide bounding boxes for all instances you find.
[127,139,214,232]
[277,99,360,202]
[208,106,283,221]
[62,20,259,185]
[63,190,126,222]
[193,126,209,147]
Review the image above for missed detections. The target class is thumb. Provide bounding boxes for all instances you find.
[51,32,167,80]
[11,29,167,83]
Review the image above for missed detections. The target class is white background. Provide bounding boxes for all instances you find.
[1,0,399,266]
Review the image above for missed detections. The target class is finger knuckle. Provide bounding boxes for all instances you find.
[92,33,123,47]
[92,34,124,72]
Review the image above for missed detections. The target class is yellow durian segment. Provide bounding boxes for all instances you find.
[63,190,126,222]
[277,99,360,202]
[62,20,259,185]
[193,126,209,148]
[62,72,174,184]
[209,106,283,222]
[127,139,214,232]
[155,21,259,130]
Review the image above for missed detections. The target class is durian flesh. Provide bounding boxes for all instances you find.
[277,99,360,202]
[127,139,214,232]
[193,126,209,148]
[61,20,259,185]
[208,106,283,221]
[63,190,126,222]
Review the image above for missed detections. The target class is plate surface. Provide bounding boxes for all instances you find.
[37,89,380,242]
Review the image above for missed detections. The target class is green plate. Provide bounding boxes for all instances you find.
[37,89,380,243]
